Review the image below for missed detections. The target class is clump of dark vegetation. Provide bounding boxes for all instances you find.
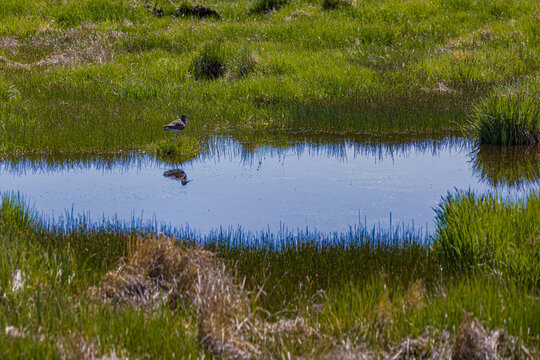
[177,2,221,18]
[469,81,540,146]
[322,0,351,10]
[144,3,165,17]
[191,42,227,80]
[250,0,288,13]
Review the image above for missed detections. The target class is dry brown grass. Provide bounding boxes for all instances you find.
[91,237,537,359]
[0,25,120,68]
[92,236,260,359]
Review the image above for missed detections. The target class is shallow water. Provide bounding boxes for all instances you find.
[1,136,538,234]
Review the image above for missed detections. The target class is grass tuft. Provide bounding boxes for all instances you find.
[434,190,540,288]
[191,42,227,80]
[469,81,540,145]
[231,48,259,78]
[149,136,201,156]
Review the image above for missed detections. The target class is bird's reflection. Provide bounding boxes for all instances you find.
[163,168,190,185]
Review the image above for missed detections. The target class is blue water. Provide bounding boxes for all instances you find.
[1,136,537,234]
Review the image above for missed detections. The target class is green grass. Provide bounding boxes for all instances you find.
[0,192,539,357]
[434,190,540,288]
[469,79,540,145]
[0,0,538,154]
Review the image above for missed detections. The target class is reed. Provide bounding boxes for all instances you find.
[433,190,540,288]
[469,80,540,145]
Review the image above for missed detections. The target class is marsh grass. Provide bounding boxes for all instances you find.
[434,190,540,288]
[469,81,540,145]
[1,0,539,153]
[0,194,539,357]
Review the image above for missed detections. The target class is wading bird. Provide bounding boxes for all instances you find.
[163,114,189,138]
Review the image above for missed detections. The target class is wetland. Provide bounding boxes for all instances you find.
[0,0,539,358]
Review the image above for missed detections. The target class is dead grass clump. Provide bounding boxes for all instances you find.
[33,42,113,67]
[93,236,260,359]
[177,2,222,18]
[388,316,536,359]
[452,315,500,360]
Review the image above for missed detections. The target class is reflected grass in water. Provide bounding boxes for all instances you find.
[470,145,540,189]
[0,133,468,175]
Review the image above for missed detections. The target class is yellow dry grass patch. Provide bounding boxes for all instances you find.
[92,236,260,359]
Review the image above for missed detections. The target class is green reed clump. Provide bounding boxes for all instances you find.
[191,42,227,80]
[434,190,540,288]
[470,84,540,145]
[250,0,288,13]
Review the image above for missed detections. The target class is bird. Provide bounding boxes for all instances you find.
[163,168,190,186]
[163,114,189,138]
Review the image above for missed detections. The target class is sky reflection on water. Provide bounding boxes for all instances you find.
[1,136,538,234]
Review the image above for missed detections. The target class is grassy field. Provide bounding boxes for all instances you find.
[0,192,538,358]
[0,0,538,154]
[1,1,539,358]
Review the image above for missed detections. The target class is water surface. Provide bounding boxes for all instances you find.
[1,136,538,234]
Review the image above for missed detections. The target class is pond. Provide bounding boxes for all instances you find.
[1,135,538,234]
